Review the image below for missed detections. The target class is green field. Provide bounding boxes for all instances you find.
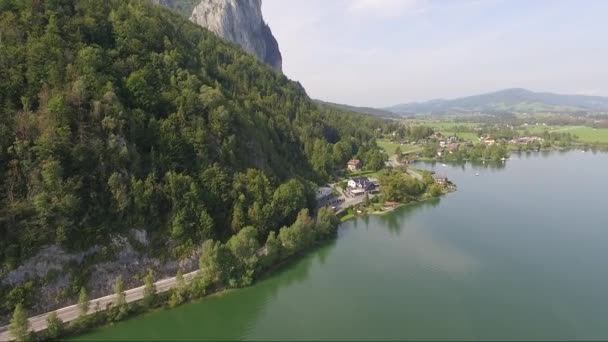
[441,131,479,142]
[347,169,386,179]
[569,127,608,144]
[377,139,420,155]
[408,120,478,130]
[406,120,480,142]
[518,125,608,144]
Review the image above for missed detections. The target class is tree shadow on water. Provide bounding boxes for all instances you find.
[378,197,441,235]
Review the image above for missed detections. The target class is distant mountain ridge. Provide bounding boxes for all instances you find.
[387,88,608,115]
[314,99,401,119]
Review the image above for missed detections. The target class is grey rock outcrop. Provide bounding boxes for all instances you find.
[190,0,282,72]
[0,230,201,325]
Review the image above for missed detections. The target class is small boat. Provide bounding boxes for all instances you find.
[442,163,447,167]
[501,157,506,161]
[475,172,480,176]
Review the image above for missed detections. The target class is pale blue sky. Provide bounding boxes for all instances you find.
[262,0,608,107]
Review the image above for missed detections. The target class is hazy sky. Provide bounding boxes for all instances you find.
[262,0,608,107]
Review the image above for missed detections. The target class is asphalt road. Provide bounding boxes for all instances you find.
[0,271,200,341]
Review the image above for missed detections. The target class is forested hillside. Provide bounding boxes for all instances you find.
[0,0,385,284]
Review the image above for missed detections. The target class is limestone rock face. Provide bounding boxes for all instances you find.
[190,0,282,72]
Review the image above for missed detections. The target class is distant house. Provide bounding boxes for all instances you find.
[433,175,448,184]
[347,177,376,193]
[347,159,362,171]
[447,143,460,152]
[479,136,496,145]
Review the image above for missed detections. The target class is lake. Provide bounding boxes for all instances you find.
[77,151,608,341]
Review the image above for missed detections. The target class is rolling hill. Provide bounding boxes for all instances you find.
[387,88,608,115]
[315,99,401,119]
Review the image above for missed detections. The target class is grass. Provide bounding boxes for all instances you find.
[377,139,421,155]
[403,121,480,143]
[408,120,478,130]
[377,139,402,154]
[558,127,608,144]
[441,131,479,142]
[339,214,356,222]
[347,169,385,179]
[518,125,608,144]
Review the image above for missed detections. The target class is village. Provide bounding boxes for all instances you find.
[385,129,547,162]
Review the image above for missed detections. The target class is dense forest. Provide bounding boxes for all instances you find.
[0,0,387,283]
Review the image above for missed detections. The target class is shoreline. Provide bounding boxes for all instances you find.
[338,187,456,223]
[0,234,341,341]
[2,167,459,341]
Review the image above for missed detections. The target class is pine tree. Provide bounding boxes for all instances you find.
[78,287,89,317]
[169,271,186,308]
[46,312,63,340]
[142,269,157,309]
[9,304,29,341]
[112,276,128,321]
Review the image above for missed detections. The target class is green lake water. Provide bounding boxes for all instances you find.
[77,151,608,341]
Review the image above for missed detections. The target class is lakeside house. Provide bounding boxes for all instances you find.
[347,177,378,196]
[479,136,496,145]
[439,136,461,151]
[433,175,448,184]
[348,177,375,190]
[432,132,443,139]
[347,159,362,171]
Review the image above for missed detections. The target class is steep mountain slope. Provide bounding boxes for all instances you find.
[0,0,383,319]
[388,88,608,115]
[190,0,282,72]
[150,0,200,17]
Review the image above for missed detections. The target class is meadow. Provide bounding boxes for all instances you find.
[518,125,608,144]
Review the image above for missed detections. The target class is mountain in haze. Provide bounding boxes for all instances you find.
[315,99,401,119]
[387,88,608,115]
[156,0,282,72]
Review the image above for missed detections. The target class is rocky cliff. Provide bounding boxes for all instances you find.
[189,0,282,72]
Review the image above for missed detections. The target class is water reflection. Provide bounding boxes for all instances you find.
[468,159,506,170]
[378,198,441,235]
[415,159,507,171]
[315,240,336,266]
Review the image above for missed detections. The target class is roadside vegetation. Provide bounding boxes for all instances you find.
[0,0,395,325]
[8,207,340,341]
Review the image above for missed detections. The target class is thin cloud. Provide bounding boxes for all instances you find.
[349,0,425,17]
